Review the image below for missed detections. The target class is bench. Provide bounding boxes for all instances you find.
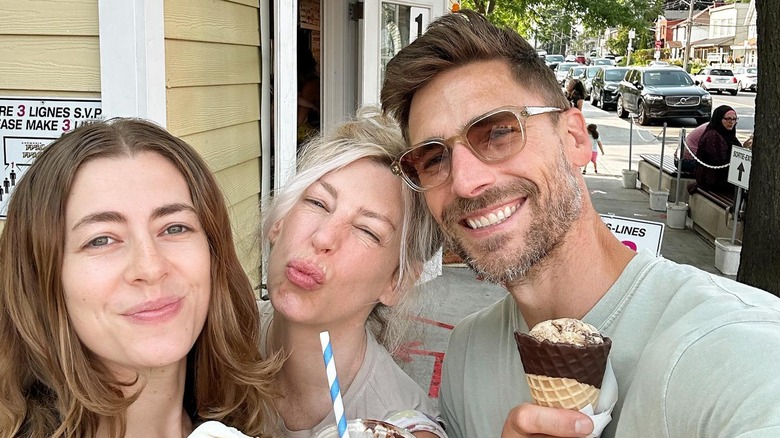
[688,187,742,243]
[637,154,695,203]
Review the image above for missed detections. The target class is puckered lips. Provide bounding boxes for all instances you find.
[285,258,325,290]
[463,200,523,230]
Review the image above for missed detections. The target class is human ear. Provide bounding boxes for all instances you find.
[268,220,283,245]
[561,109,592,167]
[378,262,423,307]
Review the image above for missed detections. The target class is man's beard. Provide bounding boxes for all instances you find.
[441,143,582,284]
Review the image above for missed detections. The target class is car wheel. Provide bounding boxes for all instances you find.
[616,96,628,118]
[738,81,743,91]
[637,102,650,126]
[591,91,598,106]
[730,89,738,96]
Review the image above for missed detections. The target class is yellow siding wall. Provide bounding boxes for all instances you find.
[0,0,101,235]
[164,0,263,284]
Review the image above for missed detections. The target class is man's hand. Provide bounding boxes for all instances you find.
[501,403,594,437]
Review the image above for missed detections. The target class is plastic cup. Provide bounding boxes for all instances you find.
[314,419,414,438]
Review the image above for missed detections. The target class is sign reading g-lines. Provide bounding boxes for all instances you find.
[0,97,103,218]
[600,214,665,256]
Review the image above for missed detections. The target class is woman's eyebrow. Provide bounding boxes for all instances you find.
[71,211,125,231]
[71,203,196,231]
[358,208,397,231]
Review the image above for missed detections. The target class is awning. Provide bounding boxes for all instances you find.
[667,41,683,48]
[730,37,757,50]
[690,36,735,48]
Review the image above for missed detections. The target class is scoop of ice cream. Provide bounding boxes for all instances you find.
[528,318,605,346]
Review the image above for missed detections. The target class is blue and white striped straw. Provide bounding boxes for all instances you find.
[320,331,350,438]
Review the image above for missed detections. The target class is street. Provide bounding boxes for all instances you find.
[576,90,757,177]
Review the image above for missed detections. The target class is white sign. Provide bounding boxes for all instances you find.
[408,7,430,44]
[600,214,665,256]
[0,97,103,218]
[727,146,751,190]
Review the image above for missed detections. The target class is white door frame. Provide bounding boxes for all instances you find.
[98,0,166,125]
[358,0,444,107]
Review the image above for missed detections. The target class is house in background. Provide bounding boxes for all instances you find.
[669,8,709,62]
[690,2,750,64]
[733,0,757,66]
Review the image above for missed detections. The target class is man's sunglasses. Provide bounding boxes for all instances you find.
[391,106,562,192]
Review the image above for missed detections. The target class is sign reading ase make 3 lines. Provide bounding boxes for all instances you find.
[600,214,664,256]
[727,145,751,190]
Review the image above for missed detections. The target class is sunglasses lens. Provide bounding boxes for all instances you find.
[466,111,524,161]
[399,142,449,190]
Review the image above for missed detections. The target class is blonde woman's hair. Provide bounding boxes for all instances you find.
[262,107,443,353]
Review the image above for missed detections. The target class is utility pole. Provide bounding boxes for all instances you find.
[682,0,696,72]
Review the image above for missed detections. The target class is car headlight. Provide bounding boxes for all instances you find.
[702,93,712,101]
[645,94,664,102]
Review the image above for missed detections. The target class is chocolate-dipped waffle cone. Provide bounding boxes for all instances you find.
[514,320,612,410]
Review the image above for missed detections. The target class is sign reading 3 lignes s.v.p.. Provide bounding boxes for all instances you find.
[600,214,665,256]
[0,97,103,218]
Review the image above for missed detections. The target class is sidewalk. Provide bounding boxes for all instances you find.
[401,173,733,407]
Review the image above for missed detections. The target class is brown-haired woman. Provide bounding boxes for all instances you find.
[0,118,282,437]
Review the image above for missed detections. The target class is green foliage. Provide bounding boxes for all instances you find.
[461,0,664,53]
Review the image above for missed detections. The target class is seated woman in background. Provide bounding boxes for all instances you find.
[260,108,446,437]
[0,119,281,437]
[693,105,741,199]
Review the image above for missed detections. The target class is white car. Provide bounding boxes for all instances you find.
[555,62,580,86]
[693,67,739,95]
[591,58,615,66]
[648,60,670,66]
[733,66,757,92]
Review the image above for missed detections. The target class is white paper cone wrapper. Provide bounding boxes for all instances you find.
[188,421,254,438]
[580,358,618,438]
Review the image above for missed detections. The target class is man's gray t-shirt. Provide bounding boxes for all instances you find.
[439,250,780,437]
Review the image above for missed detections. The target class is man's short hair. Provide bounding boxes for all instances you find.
[381,9,568,141]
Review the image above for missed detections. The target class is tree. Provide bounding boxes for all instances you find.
[462,0,663,41]
[738,0,780,296]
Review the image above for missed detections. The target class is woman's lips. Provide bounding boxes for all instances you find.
[123,296,184,324]
[286,259,325,290]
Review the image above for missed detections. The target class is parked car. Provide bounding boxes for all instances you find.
[575,54,587,64]
[733,66,757,91]
[565,54,577,62]
[582,66,602,99]
[555,62,580,86]
[648,60,670,66]
[616,66,712,126]
[693,67,739,95]
[544,54,565,70]
[564,65,587,87]
[590,66,629,110]
[591,58,615,66]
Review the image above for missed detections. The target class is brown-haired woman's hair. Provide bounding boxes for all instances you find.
[381,9,569,140]
[0,118,282,437]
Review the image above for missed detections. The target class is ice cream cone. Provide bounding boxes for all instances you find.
[514,318,612,410]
